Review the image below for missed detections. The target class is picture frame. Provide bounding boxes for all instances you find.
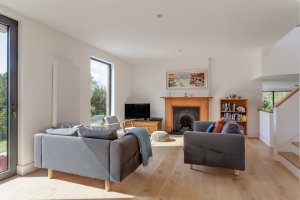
[166,69,208,90]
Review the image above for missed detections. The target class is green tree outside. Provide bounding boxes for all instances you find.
[0,73,7,153]
[90,76,107,126]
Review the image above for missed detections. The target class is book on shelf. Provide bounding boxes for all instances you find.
[221,103,237,111]
[223,112,243,121]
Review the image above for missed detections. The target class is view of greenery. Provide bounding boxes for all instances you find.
[262,91,290,111]
[90,76,106,126]
[0,139,6,153]
[0,72,7,153]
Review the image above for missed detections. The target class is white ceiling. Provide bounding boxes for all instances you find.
[0,0,299,65]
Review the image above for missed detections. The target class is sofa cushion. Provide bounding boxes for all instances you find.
[221,121,241,134]
[212,118,225,133]
[205,123,215,133]
[78,126,118,140]
[46,128,78,136]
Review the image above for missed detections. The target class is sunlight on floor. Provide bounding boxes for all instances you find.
[151,135,183,147]
[0,170,135,200]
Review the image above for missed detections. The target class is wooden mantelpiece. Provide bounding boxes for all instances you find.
[161,97,212,133]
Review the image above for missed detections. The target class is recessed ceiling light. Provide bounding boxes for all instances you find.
[156,14,163,18]
[178,49,183,52]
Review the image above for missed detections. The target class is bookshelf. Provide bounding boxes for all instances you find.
[220,98,248,136]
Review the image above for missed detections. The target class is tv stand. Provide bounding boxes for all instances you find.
[131,120,162,135]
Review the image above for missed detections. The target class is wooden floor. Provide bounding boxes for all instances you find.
[0,139,299,200]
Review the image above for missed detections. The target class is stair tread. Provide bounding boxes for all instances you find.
[279,152,300,169]
[291,142,299,147]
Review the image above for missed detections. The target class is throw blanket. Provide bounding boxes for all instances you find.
[125,127,152,166]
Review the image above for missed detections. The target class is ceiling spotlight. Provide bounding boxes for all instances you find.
[178,49,183,52]
[156,14,163,18]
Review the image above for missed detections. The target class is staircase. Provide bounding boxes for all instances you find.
[273,86,300,180]
[278,142,300,177]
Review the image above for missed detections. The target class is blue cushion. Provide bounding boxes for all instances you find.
[205,123,215,133]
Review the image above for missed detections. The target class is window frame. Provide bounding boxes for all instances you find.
[262,90,291,108]
[0,14,18,180]
[90,57,112,116]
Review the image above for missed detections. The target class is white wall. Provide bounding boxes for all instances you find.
[0,5,134,175]
[53,60,81,126]
[259,111,274,147]
[261,27,300,76]
[273,90,299,158]
[129,58,209,122]
[209,57,261,137]
[131,57,261,137]
[253,48,262,79]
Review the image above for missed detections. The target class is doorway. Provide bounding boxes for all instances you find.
[0,14,18,180]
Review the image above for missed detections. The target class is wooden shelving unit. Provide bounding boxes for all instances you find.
[220,98,248,136]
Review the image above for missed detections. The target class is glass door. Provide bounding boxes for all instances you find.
[0,14,18,180]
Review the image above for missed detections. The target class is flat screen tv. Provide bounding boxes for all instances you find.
[125,103,150,120]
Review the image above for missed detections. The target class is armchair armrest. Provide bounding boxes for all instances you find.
[110,135,141,182]
[184,131,245,170]
[34,133,44,168]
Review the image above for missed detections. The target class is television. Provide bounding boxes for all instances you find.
[125,103,150,120]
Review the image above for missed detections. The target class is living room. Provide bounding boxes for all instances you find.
[0,0,299,200]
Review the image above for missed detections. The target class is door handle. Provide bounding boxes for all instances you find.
[11,104,17,118]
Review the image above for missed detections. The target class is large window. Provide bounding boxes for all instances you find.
[90,58,111,126]
[262,91,290,111]
[0,14,18,180]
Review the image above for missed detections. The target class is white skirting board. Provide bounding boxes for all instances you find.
[17,163,37,176]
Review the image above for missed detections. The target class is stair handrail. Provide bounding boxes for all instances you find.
[275,86,299,108]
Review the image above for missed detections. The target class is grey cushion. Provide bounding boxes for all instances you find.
[221,121,241,134]
[46,128,78,136]
[78,126,118,140]
[104,116,121,130]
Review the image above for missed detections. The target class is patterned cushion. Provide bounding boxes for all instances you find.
[212,118,225,133]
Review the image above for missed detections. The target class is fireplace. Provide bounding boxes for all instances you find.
[161,97,211,133]
[173,106,200,134]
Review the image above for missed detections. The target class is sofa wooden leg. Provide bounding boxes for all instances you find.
[190,164,193,169]
[105,180,110,192]
[48,169,53,179]
[234,170,240,176]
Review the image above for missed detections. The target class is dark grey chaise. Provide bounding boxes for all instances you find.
[183,121,245,175]
[34,133,141,191]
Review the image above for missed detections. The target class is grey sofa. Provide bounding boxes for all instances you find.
[184,121,245,175]
[34,133,142,191]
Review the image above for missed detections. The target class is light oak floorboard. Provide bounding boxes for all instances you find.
[0,139,299,200]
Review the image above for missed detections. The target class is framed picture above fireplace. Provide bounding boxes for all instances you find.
[166,69,208,89]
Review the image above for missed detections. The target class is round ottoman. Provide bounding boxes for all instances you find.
[151,131,169,142]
